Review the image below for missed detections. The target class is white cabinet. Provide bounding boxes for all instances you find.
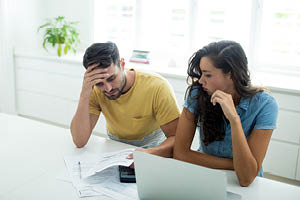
[296,148,300,181]
[262,91,300,180]
[263,140,298,179]
[15,55,85,129]
[272,110,300,143]
[15,54,108,136]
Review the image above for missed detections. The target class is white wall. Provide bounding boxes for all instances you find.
[12,0,93,54]
[0,0,16,113]
[0,0,94,111]
[12,0,44,53]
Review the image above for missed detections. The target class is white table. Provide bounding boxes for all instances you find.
[0,113,299,200]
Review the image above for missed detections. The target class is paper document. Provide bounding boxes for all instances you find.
[84,148,135,178]
[87,166,138,200]
[63,148,138,199]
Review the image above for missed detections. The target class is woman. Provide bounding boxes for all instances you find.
[173,40,278,186]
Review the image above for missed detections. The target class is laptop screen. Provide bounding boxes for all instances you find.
[133,151,228,200]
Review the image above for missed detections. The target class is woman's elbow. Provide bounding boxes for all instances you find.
[173,147,187,161]
[173,151,181,160]
[237,175,256,187]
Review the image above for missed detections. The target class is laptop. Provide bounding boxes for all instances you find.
[133,151,242,200]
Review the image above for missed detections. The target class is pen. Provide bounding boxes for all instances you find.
[78,161,82,179]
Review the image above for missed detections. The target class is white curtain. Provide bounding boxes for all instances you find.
[0,0,16,114]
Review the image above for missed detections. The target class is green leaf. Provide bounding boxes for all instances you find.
[37,23,51,32]
[56,16,65,22]
[42,40,47,50]
[70,21,79,25]
[38,16,80,56]
[57,44,62,57]
[64,44,68,55]
[51,40,56,47]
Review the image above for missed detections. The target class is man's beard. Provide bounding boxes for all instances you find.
[104,72,127,100]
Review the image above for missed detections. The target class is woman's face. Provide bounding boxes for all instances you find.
[198,56,234,95]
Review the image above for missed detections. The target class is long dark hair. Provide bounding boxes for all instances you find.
[187,40,263,146]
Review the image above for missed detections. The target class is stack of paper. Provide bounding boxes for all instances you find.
[62,148,139,199]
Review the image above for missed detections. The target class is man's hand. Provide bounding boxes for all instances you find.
[70,64,105,148]
[80,64,109,98]
[127,148,152,168]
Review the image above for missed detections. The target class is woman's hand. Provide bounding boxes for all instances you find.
[210,90,239,122]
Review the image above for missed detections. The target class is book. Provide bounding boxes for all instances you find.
[129,50,150,64]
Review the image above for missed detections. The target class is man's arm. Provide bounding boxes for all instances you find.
[145,118,179,157]
[70,97,99,148]
[141,78,180,157]
[70,64,108,148]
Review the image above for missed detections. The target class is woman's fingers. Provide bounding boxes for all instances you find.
[211,90,228,105]
[211,96,223,106]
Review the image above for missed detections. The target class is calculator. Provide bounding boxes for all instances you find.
[119,165,136,183]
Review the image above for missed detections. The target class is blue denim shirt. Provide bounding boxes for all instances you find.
[184,87,278,177]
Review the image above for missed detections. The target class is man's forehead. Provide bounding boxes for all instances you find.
[96,63,118,75]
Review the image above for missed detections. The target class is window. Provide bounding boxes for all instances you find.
[94,0,136,59]
[256,0,300,71]
[93,0,300,74]
[193,0,252,55]
[137,0,190,67]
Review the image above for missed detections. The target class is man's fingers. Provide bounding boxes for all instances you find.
[85,68,109,79]
[127,153,133,159]
[85,73,110,84]
[91,79,103,87]
[129,162,135,169]
[86,63,99,72]
[126,153,134,168]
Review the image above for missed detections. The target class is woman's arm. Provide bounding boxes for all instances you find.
[231,120,273,186]
[211,90,273,186]
[173,108,234,170]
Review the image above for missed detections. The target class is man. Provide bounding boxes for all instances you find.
[70,42,180,157]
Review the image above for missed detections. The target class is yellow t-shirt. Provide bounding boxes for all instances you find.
[89,69,180,140]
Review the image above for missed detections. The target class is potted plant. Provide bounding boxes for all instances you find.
[38,16,80,57]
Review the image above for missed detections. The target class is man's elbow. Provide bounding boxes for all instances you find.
[70,128,89,148]
[73,139,87,148]
[75,143,86,148]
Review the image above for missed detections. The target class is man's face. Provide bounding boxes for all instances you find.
[94,64,126,100]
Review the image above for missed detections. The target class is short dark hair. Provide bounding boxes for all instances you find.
[83,42,120,69]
